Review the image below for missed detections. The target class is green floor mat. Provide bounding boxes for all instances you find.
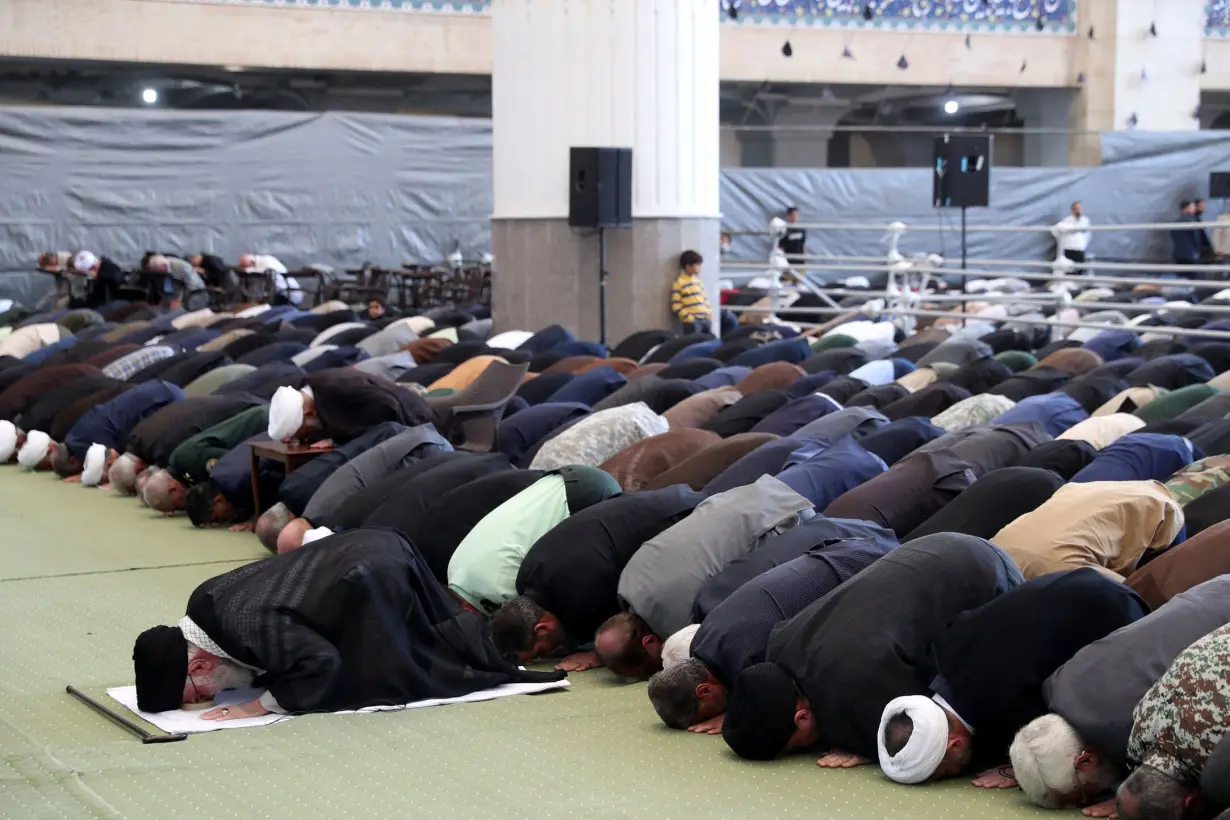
[0,468,1050,819]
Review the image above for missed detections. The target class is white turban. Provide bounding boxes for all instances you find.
[0,420,18,461]
[73,251,98,274]
[301,526,334,545]
[661,624,700,670]
[877,696,950,784]
[268,386,305,441]
[82,443,108,487]
[17,430,51,469]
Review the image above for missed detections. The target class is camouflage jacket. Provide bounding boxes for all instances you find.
[1127,623,1230,784]
[1164,456,1230,507]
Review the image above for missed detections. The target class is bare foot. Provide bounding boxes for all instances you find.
[98,482,112,490]
[309,439,334,450]
[228,521,255,532]
[1082,798,1118,819]
[817,751,871,768]
[687,714,725,735]
[555,651,601,672]
[63,474,83,483]
[972,767,1017,789]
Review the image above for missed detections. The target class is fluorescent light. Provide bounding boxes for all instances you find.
[142,88,158,104]
[944,99,959,114]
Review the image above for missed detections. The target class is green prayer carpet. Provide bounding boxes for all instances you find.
[0,469,1050,819]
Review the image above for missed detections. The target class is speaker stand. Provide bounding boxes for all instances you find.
[598,226,609,346]
[960,206,968,327]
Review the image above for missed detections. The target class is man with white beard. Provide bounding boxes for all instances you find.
[132,528,563,719]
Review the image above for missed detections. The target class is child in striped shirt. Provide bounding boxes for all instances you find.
[671,250,712,335]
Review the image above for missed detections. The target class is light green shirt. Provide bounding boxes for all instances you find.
[447,474,570,613]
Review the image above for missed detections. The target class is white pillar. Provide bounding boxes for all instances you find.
[493,0,720,220]
[491,0,722,341]
[1072,0,1204,162]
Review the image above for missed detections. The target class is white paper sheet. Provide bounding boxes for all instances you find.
[106,678,570,735]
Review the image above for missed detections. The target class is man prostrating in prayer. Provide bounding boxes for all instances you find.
[132,529,564,718]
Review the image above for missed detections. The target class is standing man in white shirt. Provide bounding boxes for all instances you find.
[1051,201,1092,265]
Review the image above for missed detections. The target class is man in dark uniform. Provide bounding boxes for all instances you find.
[131,529,565,718]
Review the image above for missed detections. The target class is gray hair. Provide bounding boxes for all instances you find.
[1116,766,1190,820]
[256,502,293,551]
[1010,714,1119,808]
[647,658,709,730]
[490,596,548,658]
[135,466,158,507]
[109,453,141,495]
[142,469,184,513]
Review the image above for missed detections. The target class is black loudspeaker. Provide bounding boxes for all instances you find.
[569,147,633,228]
[933,135,993,208]
[1211,172,1230,199]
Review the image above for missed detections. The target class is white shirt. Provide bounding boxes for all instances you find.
[1051,214,1091,252]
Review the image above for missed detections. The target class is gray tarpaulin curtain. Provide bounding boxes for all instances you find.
[721,132,1230,279]
[0,107,493,308]
[2,107,1228,305]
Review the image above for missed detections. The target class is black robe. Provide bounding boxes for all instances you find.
[905,466,1064,543]
[314,451,470,532]
[765,533,1021,758]
[407,470,544,583]
[307,369,439,444]
[929,568,1148,763]
[517,485,705,639]
[126,393,265,467]
[186,528,564,714]
[361,453,517,551]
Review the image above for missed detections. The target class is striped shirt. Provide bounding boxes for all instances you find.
[671,272,711,323]
[101,345,178,381]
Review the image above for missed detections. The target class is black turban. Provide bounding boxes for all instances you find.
[722,662,799,760]
[133,625,188,713]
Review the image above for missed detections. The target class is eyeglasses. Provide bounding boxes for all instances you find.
[187,674,207,704]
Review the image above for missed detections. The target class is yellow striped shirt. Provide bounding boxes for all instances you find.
[671,272,712,323]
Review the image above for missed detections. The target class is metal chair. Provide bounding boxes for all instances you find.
[425,359,529,452]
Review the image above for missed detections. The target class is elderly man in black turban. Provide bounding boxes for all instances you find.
[132,528,564,718]
[721,532,1021,765]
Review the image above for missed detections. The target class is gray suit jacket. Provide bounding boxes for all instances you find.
[617,474,813,637]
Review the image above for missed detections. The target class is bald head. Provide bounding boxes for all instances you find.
[276,517,314,554]
[256,502,294,552]
[594,612,663,679]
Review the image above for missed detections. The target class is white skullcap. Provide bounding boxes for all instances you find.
[0,420,18,461]
[878,696,950,784]
[661,624,701,670]
[268,386,305,441]
[73,251,98,273]
[82,443,108,486]
[301,526,334,546]
[17,430,51,469]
